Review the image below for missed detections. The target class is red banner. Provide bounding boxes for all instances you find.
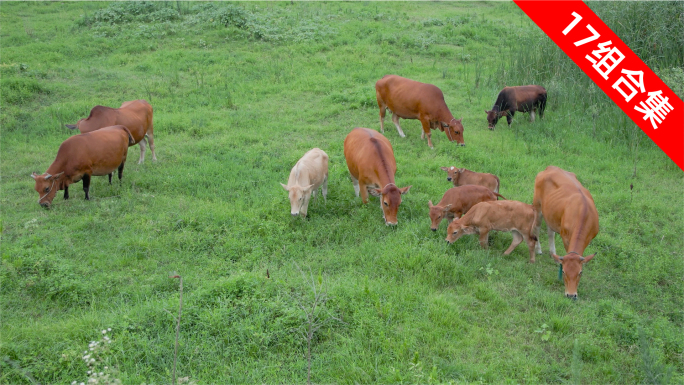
[514,0,684,171]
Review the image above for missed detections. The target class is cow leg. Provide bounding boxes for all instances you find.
[478,229,490,249]
[138,139,147,164]
[147,130,157,161]
[322,174,328,202]
[526,235,537,263]
[530,110,536,122]
[82,174,91,200]
[108,173,112,185]
[504,230,523,255]
[351,175,360,198]
[547,227,557,255]
[64,186,69,200]
[378,106,386,133]
[359,182,369,204]
[507,111,515,127]
[118,161,125,181]
[391,113,406,138]
[420,118,433,149]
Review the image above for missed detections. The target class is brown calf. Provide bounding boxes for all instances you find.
[485,85,547,129]
[375,75,464,149]
[344,128,411,225]
[440,166,500,193]
[533,166,599,299]
[428,185,505,231]
[445,200,539,262]
[31,125,134,208]
[66,99,155,163]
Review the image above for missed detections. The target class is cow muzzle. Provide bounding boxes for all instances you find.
[40,202,51,209]
[447,177,452,181]
[460,143,466,147]
[291,212,299,217]
[566,293,578,300]
[431,227,437,232]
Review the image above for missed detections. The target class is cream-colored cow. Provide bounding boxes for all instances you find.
[281,148,329,218]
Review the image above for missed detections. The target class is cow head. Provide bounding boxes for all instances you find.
[31,171,65,208]
[552,252,596,299]
[369,183,411,226]
[440,166,464,185]
[485,110,503,130]
[428,200,452,231]
[442,118,465,146]
[281,183,313,217]
[445,219,477,244]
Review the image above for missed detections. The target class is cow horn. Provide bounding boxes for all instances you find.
[559,257,564,261]
[44,173,52,179]
[580,257,585,261]
[30,172,38,179]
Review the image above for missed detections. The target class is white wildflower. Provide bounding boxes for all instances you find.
[107,328,112,331]
[102,330,107,334]
[99,372,104,376]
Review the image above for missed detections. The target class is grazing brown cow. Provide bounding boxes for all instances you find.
[533,166,599,299]
[485,85,547,129]
[440,166,500,193]
[66,100,155,163]
[344,128,412,225]
[31,125,134,208]
[445,200,539,262]
[375,75,465,149]
[428,185,505,231]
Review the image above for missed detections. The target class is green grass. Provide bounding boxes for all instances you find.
[1,2,682,384]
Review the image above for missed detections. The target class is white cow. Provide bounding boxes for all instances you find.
[280,148,329,217]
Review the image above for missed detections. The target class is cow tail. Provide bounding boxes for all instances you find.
[120,126,135,145]
[495,176,500,193]
[494,192,506,200]
[529,207,539,242]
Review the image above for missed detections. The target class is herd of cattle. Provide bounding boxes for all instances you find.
[31,75,597,298]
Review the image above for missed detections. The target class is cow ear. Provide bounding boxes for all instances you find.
[443,204,452,212]
[45,172,64,181]
[458,168,465,173]
[428,200,433,208]
[581,253,596,263]
[440,167,449,171]
[302,184,314,192]
[485,110,489,114]
[280,183,289,192]
[369,188,382,197]
[399,185,412,195]
[551,253,563,264]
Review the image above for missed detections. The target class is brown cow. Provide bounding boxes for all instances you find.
[31,125,134,208]
[428,185,505,231]
[66,100,155,163]
[375,75,465,149]
[440,166,500,193]
[343,128,412,225]
[485,85,547,129]
[445,200,539,262]
[533,166,599,299]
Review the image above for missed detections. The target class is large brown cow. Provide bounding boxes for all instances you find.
[31,125,134,208]
[428,185,505,231]
[375,75,465,149]
[445,200,538,262]
[440,166,500,193]
[344,128,412,225]
[485,85,547,129]
[533,166,599,299]
[66,100,155,163]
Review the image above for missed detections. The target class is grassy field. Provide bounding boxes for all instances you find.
[1,2,682,384]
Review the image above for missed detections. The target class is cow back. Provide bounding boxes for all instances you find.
[533,166,598,252]
[375,75,449,119]
[76,100,152,144]
[52,125,131,178]
[344,128,396,185]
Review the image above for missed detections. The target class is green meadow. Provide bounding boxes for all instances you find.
[1,2,682,384]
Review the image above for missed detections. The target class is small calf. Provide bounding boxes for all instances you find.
[440,166,500,193]
[428,185,505,231]
[281,148,329,218]
[445,200,539,262]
